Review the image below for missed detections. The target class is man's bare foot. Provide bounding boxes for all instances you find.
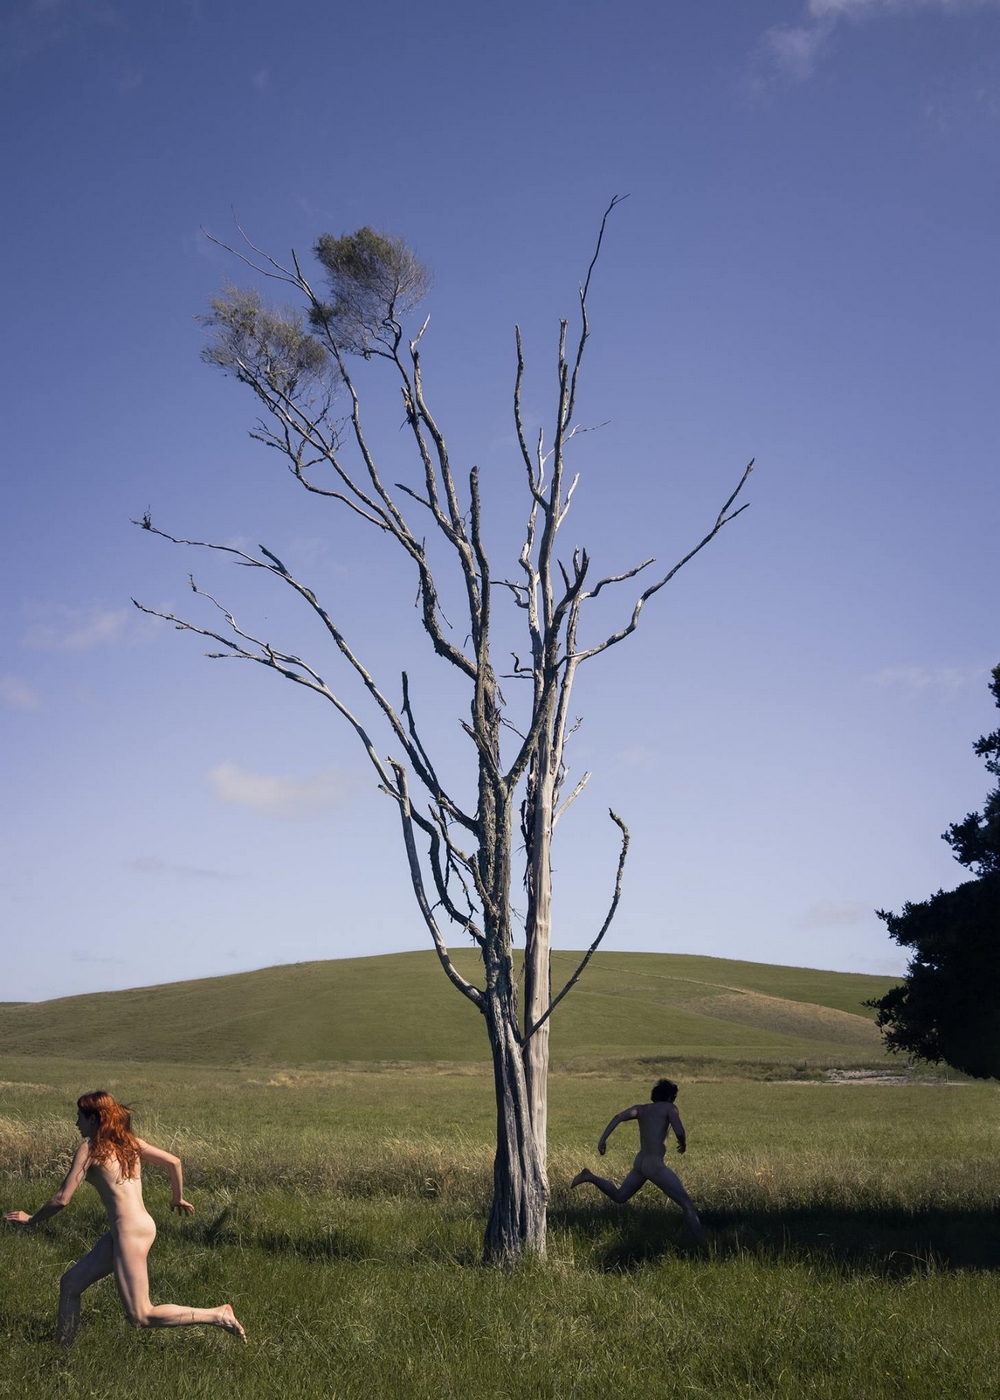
[570,1170,590,1189]
[217,1304,246,1342]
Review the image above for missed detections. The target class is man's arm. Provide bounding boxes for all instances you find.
[4,1139,90,1226]
[137,1139,195,1214]
[598,1105,640,1156]
[667,1103,687,1154]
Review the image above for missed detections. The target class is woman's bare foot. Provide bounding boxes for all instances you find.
[570,1170,590,1189]
[217,1304,246,1341]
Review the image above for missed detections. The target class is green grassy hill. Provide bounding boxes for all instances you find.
[0,951,898,1069]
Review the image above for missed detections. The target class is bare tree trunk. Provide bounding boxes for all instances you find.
[138,200,753,1265]
[483,953,547,1261]
[522,725,556,1185]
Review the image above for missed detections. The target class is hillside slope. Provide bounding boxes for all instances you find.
[0,951,896,1068]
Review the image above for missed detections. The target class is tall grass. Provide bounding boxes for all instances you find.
[1,1058,998,1398]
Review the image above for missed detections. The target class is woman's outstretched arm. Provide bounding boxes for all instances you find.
[136,1139,195,1214]
[5,1139,90,1226]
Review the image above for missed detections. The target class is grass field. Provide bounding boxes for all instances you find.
[2,1048,999,1399]
[0,950,897,1068]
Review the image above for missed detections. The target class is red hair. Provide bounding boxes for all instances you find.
[77,1091,141,1181]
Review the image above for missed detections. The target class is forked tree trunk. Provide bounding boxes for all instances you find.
[142,198,752,1268]
[482,960,548,1261]
[522,726,557,1188]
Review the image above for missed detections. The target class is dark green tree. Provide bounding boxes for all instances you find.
[870,664,1000,1079]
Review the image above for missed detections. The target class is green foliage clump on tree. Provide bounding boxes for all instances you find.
[311,227,431,357]
[870,664,1000,1080]
[201,287,332,400]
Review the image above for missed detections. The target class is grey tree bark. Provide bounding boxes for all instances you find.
[134,203,752,1260]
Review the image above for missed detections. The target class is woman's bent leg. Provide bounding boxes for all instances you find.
[113,1220,246,1340]
[58,1232,114,1346]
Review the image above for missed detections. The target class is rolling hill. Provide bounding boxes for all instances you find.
[0,951,898,1069]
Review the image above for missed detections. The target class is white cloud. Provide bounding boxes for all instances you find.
[23,605,130,652]
[127,856,235,881]
[208,762,352,818]
[810,0,1000,11]
[0,675,40,710]
[117,66,143,95]
[870,664,989,692]
[807,0,875,13]
[617,745,660,771]
[71,947,124,964]
[762,21,835,82]
[796,898,868,928]
[1,1,115,70]
[754,0,1000,87]
[251,67,270,90]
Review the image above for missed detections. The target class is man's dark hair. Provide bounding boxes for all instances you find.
[650,1078,678,1103]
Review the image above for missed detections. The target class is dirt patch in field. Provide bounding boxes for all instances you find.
[686,990,884,1047]
[824,1068,966,1085]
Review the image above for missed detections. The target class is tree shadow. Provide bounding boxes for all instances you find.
[194,1204,372,1261]
[248,1227,372,1262]
[552,1201,1000,1276]
[0,1307,54,1344]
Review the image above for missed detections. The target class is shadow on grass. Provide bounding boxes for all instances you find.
[552,1201,1000,1276]
[188,1200,1000,1277]
[0,1307,54,1344]
[253,1228,373,1262]
[193,1204,373,1261]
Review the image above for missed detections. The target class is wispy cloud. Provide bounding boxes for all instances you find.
[753,0,1000,88]
[760,20,834,83]
[870,664,989,693]
[23,604,130,651]
[796,898,868,929]
[208,762,353,818]
[251,67,270,91]
[117,65,142,95]
[0,675,40,710]
[127,856,236,881]
[71,946,124,964]
[1,0,117,71]
[617,745,660,772]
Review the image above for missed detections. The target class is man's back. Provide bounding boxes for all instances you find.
[635,1100,680,1157]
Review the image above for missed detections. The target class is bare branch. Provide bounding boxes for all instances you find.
[427,806,487,945]
[494,579,531,611]
[584,557,655,601]
[399,671,477,832]
[564,195,629,432]
[575,460,754,663]
[130,598,400,795]
[405,800,487,946]
[523,810,629,1041]
[389,762,485,1009]
[135,522,478,829]
[513,326,538,491]
[201,224,301,287]
[553,771,591,826]
[555,473,581,529]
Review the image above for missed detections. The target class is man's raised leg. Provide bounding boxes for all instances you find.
[570,1165,646,1204]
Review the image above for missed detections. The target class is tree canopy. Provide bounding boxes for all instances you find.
[870,664,1000,1079]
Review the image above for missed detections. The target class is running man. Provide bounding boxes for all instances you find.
[571,1077,703,1243]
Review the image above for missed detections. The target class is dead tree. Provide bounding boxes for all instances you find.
[134,203,752,1261]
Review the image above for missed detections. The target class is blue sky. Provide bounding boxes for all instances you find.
[2,0,998,1001]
